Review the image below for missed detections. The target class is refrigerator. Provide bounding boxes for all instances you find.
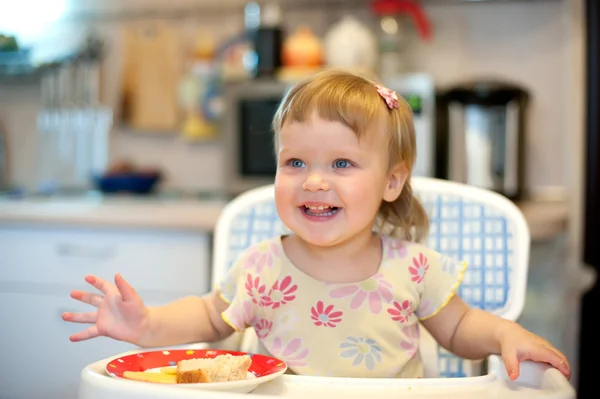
[577,0,600,397]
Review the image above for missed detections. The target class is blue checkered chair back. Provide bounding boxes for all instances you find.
[213,178,529,378]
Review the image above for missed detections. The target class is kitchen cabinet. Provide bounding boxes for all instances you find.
[0,223,212,399]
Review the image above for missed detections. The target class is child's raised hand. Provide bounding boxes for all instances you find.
[62,274,150,345]
[499,324,571,381]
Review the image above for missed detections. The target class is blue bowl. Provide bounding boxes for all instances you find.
[93,174,161,194]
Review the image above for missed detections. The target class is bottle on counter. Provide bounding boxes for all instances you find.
[244,1,284,78]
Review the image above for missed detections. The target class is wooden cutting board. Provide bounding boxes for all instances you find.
[121,21,181,132]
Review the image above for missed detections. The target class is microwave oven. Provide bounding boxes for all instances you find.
[221,74,436,195]
[221,79,291,195]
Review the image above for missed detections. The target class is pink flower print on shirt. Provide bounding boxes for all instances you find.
[269,338,309,367]
[310,301,343,327]
[387,300,413,323]
[340,336,382,370]
[387,238,408,259]
[254,318,273,339]
[409,253,430,284]
[399,324,420,359]
[244,241,280,273]
[262,275,297,309]
[245,274,267,306]
[329,273,393,313]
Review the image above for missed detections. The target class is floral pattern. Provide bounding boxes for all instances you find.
[244,241,280,273]
[255,318,273,339]
[262,275,297,309]
[409,253,430,284]
[387,237,408,259]
[269,337,310,367]
[387,300,413,323]
[310,301,343,327]
[329,273,394,313]
[245,274,267,306]
[218,236,467,378]
[340,336,382,370]
[399,324,420,358]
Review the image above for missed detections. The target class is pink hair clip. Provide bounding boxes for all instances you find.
[375,84,399,109]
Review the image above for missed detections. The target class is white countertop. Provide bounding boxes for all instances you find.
[0,196,227,232]
[0,196,567,240]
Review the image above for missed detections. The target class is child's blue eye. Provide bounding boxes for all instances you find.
[288,159,305,168]
[333,159,352,168]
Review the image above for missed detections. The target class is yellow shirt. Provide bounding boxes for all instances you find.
[217,235,467,378]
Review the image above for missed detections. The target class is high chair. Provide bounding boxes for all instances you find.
[212,177,530,378]
[78,177,575,399]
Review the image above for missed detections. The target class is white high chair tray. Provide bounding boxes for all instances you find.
[79,351,575,399]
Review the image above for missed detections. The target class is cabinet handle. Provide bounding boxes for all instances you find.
[56,243,116,260]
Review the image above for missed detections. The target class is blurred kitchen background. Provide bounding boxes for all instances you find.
[0,0,597,398]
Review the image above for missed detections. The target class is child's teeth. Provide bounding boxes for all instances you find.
[304,205,338,217]
[307,205,330,210]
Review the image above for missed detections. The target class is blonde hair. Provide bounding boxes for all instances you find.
[272,69,429,242]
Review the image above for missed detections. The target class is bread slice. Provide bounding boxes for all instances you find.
[176,354,252,384]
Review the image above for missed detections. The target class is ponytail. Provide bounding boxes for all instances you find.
[375,180,429,243]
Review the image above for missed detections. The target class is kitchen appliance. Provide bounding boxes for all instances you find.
[384,73,436,178]
[221,79,290,195]
[435,81,529,200]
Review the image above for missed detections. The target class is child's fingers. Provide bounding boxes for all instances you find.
[69,325,100,342]
[70,290,103,307]
[85,275,114,296]
[523,345,571,379]
[501,347,521,380]
[114,273,139,302]
[546,346,571,378]
[62,311,97,324]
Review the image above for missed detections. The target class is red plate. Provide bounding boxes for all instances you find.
[106,349,287,381]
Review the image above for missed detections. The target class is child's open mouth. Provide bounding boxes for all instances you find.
[301,205,340,217]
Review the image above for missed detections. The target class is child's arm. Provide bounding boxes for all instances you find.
[139,291,234,347]
[63,274,235,348]
[421,295,571,380]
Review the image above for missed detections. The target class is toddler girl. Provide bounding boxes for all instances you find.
[63,69,570,381]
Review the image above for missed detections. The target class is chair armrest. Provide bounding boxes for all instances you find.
[488,355,574,392]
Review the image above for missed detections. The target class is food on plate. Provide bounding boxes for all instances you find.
[177,354,252,383]
[123,370,176,384]
[160,366,177,375]
[121,354,252,384]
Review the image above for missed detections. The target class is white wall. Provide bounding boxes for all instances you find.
[0,0,572,194]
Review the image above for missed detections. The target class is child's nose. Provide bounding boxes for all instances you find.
[302,172,330,192]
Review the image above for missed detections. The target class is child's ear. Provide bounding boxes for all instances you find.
[383,162,408,202]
